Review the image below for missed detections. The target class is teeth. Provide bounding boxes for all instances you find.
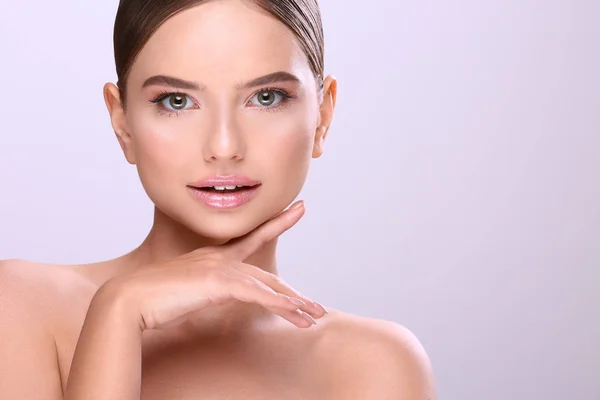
[213,185,240,191]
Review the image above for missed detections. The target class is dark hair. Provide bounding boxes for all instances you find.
[113,0,325,107]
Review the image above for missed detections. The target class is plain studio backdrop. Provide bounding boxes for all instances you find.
[0,0,598,399]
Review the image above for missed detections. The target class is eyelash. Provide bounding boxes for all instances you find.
[149,87,295,117]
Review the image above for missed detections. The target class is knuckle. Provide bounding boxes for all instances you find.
[274,292,289,302]
[225,277,250,294]
[267,273,283,285]
[191,248,226,262]
[184,255,230,279]
[239,277,258,288]
[202,252,228,265]
[139,307,158,330]
[242,277,269,291]
[203,267,230,284]
[254,230,270,246]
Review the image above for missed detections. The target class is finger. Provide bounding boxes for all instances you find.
[232,262,327,319]
[221,268,312,316]
[225,200,305,260]
[266,306,317,328]
[154,305,314,330]
[222,271,315,328]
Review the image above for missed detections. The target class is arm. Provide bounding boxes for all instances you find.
[42,201,319,399]
[0,259,145,399]
[2,203,320,399]
[63,282,144,400]
[0,260,63,399]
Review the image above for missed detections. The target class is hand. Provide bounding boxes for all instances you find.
[97,201,327,331]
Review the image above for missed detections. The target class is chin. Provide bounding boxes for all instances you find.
[150,186,296,243]
[189,217,259,242]
[170,203,278,243]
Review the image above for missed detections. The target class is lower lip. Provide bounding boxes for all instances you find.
[187,185,260,209]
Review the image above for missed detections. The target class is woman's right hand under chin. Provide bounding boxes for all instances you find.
[64,200,328,399]
[91,200,327,332]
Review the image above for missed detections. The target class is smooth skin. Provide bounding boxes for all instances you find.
[0,1,436,399]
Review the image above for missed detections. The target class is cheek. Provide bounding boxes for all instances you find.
[128,115,197,186]
[278,129,313,166]
[255,118,314,188]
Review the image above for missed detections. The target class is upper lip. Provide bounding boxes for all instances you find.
[189,174,261,188]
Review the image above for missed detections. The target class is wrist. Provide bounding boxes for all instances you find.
[89,279,144,333]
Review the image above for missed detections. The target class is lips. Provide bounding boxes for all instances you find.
[189,175,261,189]
[192,183,260,192]
[187,174,261,209]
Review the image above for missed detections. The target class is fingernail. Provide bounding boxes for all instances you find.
[289,297,306,306]
[301,311,317,325]
[313,302,329,314]
[291,201,304,210]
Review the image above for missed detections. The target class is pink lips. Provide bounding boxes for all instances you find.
[187,174,261,209]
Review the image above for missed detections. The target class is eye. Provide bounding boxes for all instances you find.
[159,93,196,111]
[249,89,290,108]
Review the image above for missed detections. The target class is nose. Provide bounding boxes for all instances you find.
[203,118,246,164]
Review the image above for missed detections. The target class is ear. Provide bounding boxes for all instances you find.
[103,83,136,165]
[312,75,337,159]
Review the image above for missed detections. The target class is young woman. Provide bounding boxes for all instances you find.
[0,0,436,398]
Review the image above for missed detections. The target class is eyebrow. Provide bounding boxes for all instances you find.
[141,71,301,91]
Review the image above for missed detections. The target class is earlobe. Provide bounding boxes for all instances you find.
[312,75,337,159]
[103,83,136,165]
[312,125,327,158]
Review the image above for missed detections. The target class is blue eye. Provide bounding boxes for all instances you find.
[159,93,195,111]
[150,88,294,116]
[249,89,292,108]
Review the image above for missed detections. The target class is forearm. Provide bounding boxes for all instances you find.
[64,285,143,400]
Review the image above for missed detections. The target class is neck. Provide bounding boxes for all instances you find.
[118,207,281,336]
[132,207,279,272]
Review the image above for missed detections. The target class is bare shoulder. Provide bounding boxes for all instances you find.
[0,259,59,339]
[0,258,92,302]
[0,258,85,397]
[316,309,437,400]
[0,258,99,333]
[0,258,63,305]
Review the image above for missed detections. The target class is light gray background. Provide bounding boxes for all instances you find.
[0,1,598,399]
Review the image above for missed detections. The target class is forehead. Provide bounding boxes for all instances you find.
[129,0,311,86]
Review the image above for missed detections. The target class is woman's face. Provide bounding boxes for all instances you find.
[104,0,336,241]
